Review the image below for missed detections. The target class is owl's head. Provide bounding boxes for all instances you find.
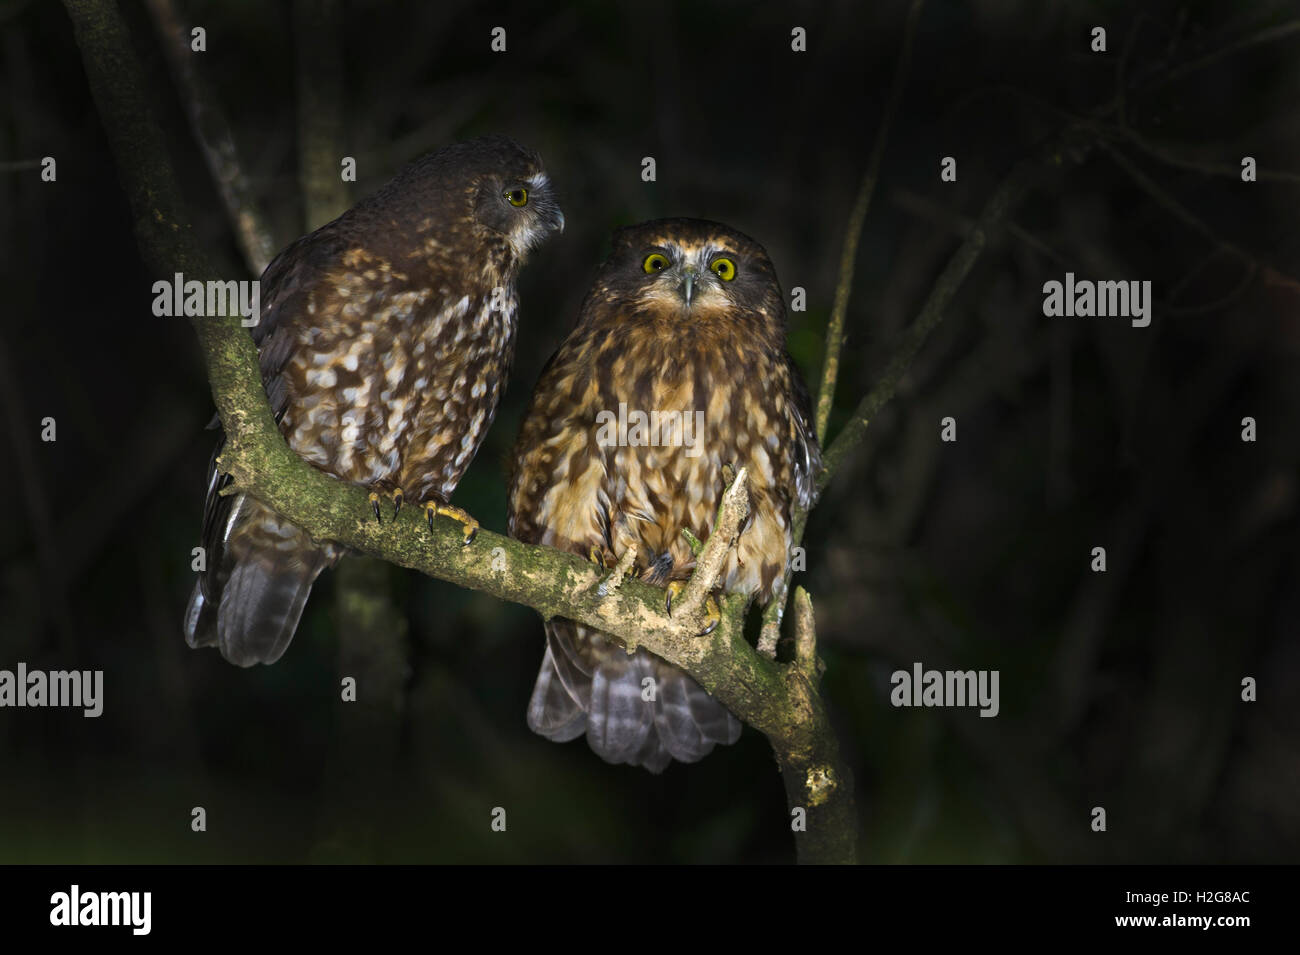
[394,135,564,260]
[594,218,786,334]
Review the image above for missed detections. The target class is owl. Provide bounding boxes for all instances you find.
[186,135,563,667]
[509,218,819,772]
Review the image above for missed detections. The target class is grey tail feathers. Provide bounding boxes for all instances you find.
[527,620,742,773]
[185,493,331,667]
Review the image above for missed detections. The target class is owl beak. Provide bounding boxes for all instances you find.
[552,209,565,234]
[680,266,699,306]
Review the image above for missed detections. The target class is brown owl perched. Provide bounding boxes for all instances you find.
[186,135,563,667]
[508,218,819,772]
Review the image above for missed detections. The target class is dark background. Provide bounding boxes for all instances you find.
[1,0,1297,863]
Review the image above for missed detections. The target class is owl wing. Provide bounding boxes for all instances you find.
[786,349,822,512]
[186,229,348,665]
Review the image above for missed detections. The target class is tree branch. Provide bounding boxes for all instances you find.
[761,0,924,657]
[813,0,925,445]
[816,156,1045,489]
[144,0,277,274]
[671,467,749,619]
[760,151,1049,654]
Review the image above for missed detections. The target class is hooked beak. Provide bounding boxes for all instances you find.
[552,208,565,234]
[680,265,699,306]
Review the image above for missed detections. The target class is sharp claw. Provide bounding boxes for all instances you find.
[393,491,403,519]
[699,617,719,637]
[665,581,684,617]
[422,500,478,545]
[369,492,382,523]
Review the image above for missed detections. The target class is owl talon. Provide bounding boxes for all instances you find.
[423,501,480,546]
[665,580,684,616]
[392,489,404,519]
[699,595,721,637]
[665,583,720,635]
[368,491,383,523]
[588,545,607,570]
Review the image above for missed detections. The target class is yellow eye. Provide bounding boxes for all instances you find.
[710,257,736,281]
[643,253,670,273]
[506,187,528,207]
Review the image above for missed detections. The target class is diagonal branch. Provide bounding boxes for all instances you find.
[813,0,925,445]
[816,156,1046,489]
[671,467,749,619]
[1151,17,1300,90]
[761,0,925,658]
[1098,141,1300,296]
[760,150,1049,653]
[143,0,277,274]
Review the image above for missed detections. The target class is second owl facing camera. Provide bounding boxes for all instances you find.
[511,218,820,772]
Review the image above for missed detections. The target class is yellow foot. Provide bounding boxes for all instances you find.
[424,500,479,545]
[664,582,721,636]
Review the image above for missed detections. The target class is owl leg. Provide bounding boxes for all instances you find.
[423,499,479,545]
[664,581,722,636]
[366,482,405,523]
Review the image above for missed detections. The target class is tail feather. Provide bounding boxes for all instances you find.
[654,664,743,763]
[215,548,327,666]
[526,644,587,741]
[527,620,741,773]
[184,493,332,667]
[586,649,655,761]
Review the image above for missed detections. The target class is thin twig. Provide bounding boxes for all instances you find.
[594,542,637,598]
[760,151,1050,653]
[791,587,819,686]
[1108,123,1300,185]
[763,0,925,657]
[1099,141,1300,296]
[814,0,925,445]
[1152,17,1300,89]
[890,187,1069,267]
[818,156,1046,489]
[144,0,276,274]
[672,468,749,619]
